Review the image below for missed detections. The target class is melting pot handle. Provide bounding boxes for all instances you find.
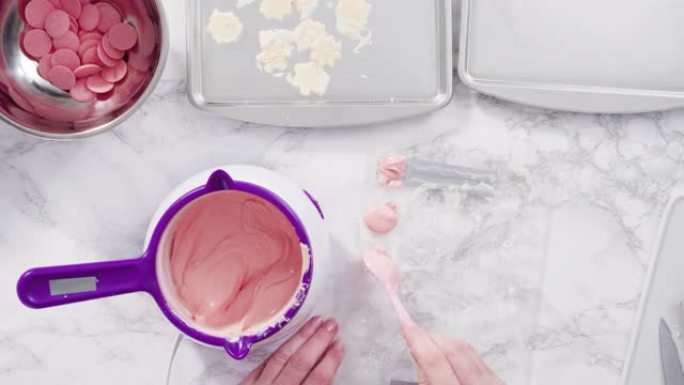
[17,258,151,309]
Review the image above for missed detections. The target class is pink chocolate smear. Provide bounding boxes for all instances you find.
[363,202,399,235]
[377,154,408,188]
[158,190,304,334]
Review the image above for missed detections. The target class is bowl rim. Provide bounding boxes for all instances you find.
[0,0,170,140]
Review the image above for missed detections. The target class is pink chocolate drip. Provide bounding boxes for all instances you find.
[159,190,303,333]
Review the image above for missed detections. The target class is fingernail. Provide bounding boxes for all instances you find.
[307,316,322,332]
[324,319,338,333]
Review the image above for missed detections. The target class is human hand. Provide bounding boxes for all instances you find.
[402,323,505,385]
[240,316,345,385]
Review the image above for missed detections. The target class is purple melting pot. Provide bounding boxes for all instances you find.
[16,169,316,359]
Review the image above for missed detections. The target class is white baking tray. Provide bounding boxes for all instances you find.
[187,0,452,127]
[622,192,684,384]
[459,0,684,113]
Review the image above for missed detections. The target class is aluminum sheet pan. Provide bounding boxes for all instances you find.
[188,0,452,127]
[459,0,684,113]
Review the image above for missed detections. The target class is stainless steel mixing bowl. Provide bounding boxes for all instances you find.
[0,0,168,139]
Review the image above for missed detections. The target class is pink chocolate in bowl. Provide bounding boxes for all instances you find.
[0,0,168,138]
[156,190,308,337]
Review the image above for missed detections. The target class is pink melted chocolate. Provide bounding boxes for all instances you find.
[158,190,304,334]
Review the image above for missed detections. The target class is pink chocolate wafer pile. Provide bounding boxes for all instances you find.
[20,0,140,103]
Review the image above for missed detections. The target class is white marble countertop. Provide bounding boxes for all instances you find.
[2,0,684,384]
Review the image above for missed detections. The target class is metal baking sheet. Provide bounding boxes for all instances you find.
[459,0,684,113]
[188,0,452,127]
[622,193,684,385]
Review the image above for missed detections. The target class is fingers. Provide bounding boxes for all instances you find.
[239,362,264,385]
[302,340,345,385]
[272,318,340,385]
[401,323,460,385]
[256,316,324,383]
[431,334,503,385]
[417,368,430,385]
[431,334,483,383]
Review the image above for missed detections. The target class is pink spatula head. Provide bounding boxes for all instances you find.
[362,246,456,385]
[362,246,400,291]
[362,246,415,326]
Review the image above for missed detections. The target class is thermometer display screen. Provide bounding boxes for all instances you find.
[49,277,97,296]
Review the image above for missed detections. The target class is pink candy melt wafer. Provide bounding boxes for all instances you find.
[18,0,32,22]
[107,22,137,51]
[101,60,126,83]
[51,48,80,70]
[53,31,79,51]
[70,79,95,102]
[78,38,98,56]
[79,31,101,42]
[60,0,82,18]
[80,46,99,64]
[74,63,101,78]
[47,65,76,90]
[78,3,99,31]
[95,89,114,101]
[69,15,78,32]
[86,75,113,93]
[101,35,124,59]
[95,3,121,33]
[96,42,118,67]
[25,0,55,29]
[22,29,52,58]
[37,54,53,79]
[45,9,70,38]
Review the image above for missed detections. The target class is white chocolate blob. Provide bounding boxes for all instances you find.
[207,10,243,44]
[286,62,330,96]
